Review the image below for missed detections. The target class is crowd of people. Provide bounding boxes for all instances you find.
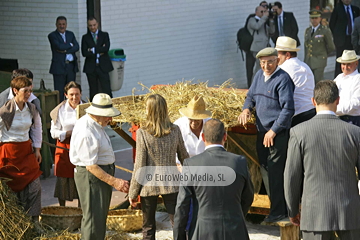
[1,1,360,239]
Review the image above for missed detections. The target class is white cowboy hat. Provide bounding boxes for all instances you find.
[179,96,212,120]
[336,50,360,63]
[85,93,121,117]
[275,36,300,52]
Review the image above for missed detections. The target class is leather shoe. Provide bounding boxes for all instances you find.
[264,215,288,223]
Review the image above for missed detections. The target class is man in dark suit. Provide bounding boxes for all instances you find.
[173,119,254,240]
[81,17,114,100]
[284,80,360,240]
[330,0,360,77]
[270,1,300,47]
[48,16,79,101]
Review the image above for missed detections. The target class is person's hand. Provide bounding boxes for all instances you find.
[238,109,251,126]
[129,197,138,207]
[113,178,129,193]
[34,148,42,164]
[263,129,276,147]
[290,213,300,226]
[263,9,269,17]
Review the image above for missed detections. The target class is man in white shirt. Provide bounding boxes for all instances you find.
[275,36,316,126]
[174,96,212,167]
[70,93,129,240]
[334,50,360,126]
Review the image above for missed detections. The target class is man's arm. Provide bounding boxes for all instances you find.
[271,75,295,134]
[289,12,299,40]
[48,32,73,52]
[96,32,111,54]
[67,32,79,53]
[352,18,360,53]
[81,35,94,58]
[86,164,129,192]
[284,129,303,221]
[329,7,338,33]
[325,28,336,54]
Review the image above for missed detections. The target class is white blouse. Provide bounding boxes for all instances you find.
[0,99,42,148]
[50,100,79,142]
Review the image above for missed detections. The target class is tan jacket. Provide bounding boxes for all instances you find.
[129,125,189,198]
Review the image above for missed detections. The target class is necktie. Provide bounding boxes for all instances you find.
[347,6,353,35]
[92,33,97,44]
[278,16,284,36]
[311,28,315,37]
[61,33,66,43]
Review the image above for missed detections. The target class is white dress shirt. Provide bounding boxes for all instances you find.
[174,116,210,164]
[0,99,42,148]
[70,114,115,166]
[334,70,360,116]
[280,57,315,116]
[50,100,81,142]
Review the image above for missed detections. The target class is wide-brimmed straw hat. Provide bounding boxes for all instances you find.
[85,93,121,117]
[179,96,212,120]
[336,50,360,63]
[275,36,300,52]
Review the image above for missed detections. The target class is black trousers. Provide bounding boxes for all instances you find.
[256,130,289,218]
[53,62,76,101]
[291,108,316,127]
[334,35,353,78]
[86,66,113,101]
[141,192,178,240]
[246,51,256,88]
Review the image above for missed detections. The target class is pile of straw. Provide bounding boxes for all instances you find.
[0,177,36,239]
[112,79,255,128]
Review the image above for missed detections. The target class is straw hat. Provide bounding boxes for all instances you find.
[179,96,212,120]
[336,50,360,63]
[85,93,121,117]
[275,36,300,52]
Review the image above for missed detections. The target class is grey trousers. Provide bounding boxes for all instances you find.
[303,229,360,240]
[75,164,115,240]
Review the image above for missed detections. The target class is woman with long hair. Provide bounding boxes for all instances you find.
[129,94,189,240]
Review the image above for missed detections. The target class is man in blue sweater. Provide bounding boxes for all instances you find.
[238,47,295,223]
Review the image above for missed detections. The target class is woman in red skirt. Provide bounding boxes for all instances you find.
[50,81,82,206]
[0,76,42,222]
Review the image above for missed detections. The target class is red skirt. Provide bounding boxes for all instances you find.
[54,138,75,178]
[0,140,42,192]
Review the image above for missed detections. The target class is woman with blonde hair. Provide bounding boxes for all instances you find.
[129,94,189,240]
[50,81,83,206]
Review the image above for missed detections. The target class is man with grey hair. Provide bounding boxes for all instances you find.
[238,47,294,223]
[285,80,360,240]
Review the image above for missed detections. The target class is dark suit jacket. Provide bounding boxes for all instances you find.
[81,30,114,73]
[0,87,41,115]
[48,30,79,75]
[173,147,254,240]
[272,11,300,46]
[284,114,360,231]
[330,3,360,47]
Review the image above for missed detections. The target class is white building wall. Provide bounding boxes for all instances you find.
[0,0,313,99]
[0,0,87,94]
[103,0,311,97]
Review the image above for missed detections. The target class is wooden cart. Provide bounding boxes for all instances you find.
[77,93,300,240]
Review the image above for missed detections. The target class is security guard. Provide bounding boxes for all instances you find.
[304,10,335,83]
